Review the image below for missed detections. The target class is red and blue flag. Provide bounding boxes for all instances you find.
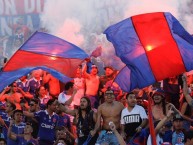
[104,12,193,92]
[0,31,88,92]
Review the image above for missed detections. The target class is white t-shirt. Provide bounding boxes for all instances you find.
[121,105,148,137]
[58,92,74,108]
[121,105,148,124]
[58,92,74,122]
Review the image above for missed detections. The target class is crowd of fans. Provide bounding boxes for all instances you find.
[1,61,193,145]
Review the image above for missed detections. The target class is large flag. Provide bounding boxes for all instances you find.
[104,12,193,92]
[0,31,88,92]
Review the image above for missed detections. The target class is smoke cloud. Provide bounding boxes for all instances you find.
[40,0,193,70]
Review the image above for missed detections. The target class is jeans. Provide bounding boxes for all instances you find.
[95,130,119,145]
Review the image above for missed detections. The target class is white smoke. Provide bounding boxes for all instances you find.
[124,0,180,18]
[124,0,193,34]
[40,0,193,70]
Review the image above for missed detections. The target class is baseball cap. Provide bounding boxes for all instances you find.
[152,89,165,98]
[173,114,183,121]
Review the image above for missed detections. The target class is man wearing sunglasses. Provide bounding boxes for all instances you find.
[25,98,39,139]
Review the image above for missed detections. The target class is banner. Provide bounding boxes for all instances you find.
[0,0,45,61]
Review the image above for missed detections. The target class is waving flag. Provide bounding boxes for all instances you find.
[0,31,88,92]
[104,12,193,92]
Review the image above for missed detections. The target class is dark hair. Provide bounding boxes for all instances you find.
[46,99,56,108]
[12,109,23,119]
[30,98,39,104]
[34,85,47,98]
[20,98,27,104]
[0,138,6,144]
[13,109,23,116]
[78,65,82,69]
[126,92,135,99]
[152,90,167,116]
[11,82,17,87]
[64,82,74,91]
[78,97,91,115]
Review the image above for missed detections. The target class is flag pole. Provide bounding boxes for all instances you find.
[147,92,157,145]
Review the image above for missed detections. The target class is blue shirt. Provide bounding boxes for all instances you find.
[0,111,11,140]
[17,136,38,145]
[172,131,184,145]
[163,130,172,143]
[34,110,59,142]
[58,114,71,129]
[17,81,29,92]
[7,122,26,145]
[26,78,42,96]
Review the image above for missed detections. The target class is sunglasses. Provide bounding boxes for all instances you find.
[29,104,35,106]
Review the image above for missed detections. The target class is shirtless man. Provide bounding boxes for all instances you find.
[43,71,60,97]
[83,64,100,109]
[152,89,173,121]
[0,82,23,109]
[90,89,124,145]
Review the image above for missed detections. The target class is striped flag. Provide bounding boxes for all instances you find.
[104,12,193,92]
[0,31,88,92]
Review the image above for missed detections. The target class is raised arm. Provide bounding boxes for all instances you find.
[182,74,193,107]
[154,108,173,135]
[110,122,126,145]
[8,119,17,140]
[42,71,51,84]
[58,103,76,116]
[90,105,102,136]
[0,87,10,101]
[23,111,34,118]
[64,88,77,106]
[17,87,33,99]
[180,102,193,122]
